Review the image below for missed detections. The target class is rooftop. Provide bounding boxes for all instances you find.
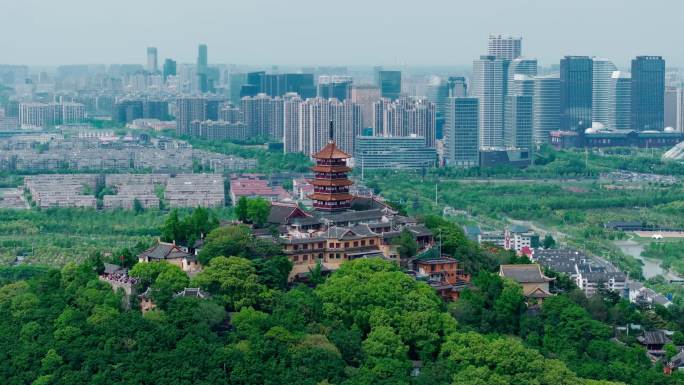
[499,264,554,284]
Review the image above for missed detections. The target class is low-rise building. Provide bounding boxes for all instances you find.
[504,225,539,253]
[413,256,470,300]
[575,263,627,297]
[499,264,554,305]
[229,174,290,205]
[137,241,202,273]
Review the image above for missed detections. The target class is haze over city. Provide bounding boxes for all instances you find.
[2,0,683,66]
[4,2,684,385]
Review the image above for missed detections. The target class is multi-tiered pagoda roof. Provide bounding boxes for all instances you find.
[308,124,354,211]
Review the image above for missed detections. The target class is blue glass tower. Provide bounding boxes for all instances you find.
[631,56,665,131]
[560,56,593,131]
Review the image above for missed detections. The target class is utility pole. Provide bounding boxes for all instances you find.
[434,183,438,205]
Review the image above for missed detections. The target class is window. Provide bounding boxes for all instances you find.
[303,244,308,250]
[293,245,299,250]
[318,242,324,249]
[303,255,308,261]
[293,256,299,262]
[353,241,359,247]
[369,240,375,245]
[361,240,366,246]
[344,242,349,248]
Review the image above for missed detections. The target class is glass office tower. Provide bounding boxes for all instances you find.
[631,56,665,131]
[560,56,593,131]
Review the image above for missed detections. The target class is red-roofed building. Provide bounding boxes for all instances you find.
[229,174,291,205]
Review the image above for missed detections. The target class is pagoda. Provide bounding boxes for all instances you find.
[309,121,354,211]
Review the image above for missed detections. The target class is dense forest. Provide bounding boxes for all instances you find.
[2,214,684,385]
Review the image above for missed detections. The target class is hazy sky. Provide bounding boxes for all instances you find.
[2,0,681,68]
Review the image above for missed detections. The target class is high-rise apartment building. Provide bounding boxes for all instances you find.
[560,56,593,131]
[176,96,221,136]
[610,71,631,130]
[378,71,402,100]
[146,47,158,73]
[533,74,560,144]
[488,34,522,60]
[318,75,353,101]
[241,93,284,140]
[444,97,479,168]
[472,55,508,147]
[61,102,86,124]
[351,85,380,130]
[372,97,436,147]
[283,97,362,155]
[592,58,617,127]
[631,56,665,131]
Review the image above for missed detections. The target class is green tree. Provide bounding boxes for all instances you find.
[160,209,183,242]
[247,198,271,227]
[236,196,249,222]
[197,224,282,265]
[192,256,273,311]
[543,234,556,249]
[133,198,144,214]
[392,228,418,259]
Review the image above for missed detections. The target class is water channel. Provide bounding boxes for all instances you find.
[614,239,683,281]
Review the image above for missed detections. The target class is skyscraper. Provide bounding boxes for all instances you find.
[560,56,593,131]
[631,56,665,131]
[533,74,560,144]
[504,95,533,151]
[379,71,401,100]
[488,34,522,60]
[197,44,209,93]
[472,55,509,147]
[508,58,537,92]
[240,72,315,99]
[162,59,176,80]
[444,97,479,168]
[425,76,450,139]
[609,71,631,130]
[197,44,208,68]
[447,76,468,97]
[146,47,158,73]
[318,75,353,101]
[664,86,684,131]
[229,73,248,103]
[351,85,381,130]
[592,58,617,127]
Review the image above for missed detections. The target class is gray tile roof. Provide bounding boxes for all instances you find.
[500,264,553,283]
[139,242,193,261]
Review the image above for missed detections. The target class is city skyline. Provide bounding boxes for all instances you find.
[2,0,683,67]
